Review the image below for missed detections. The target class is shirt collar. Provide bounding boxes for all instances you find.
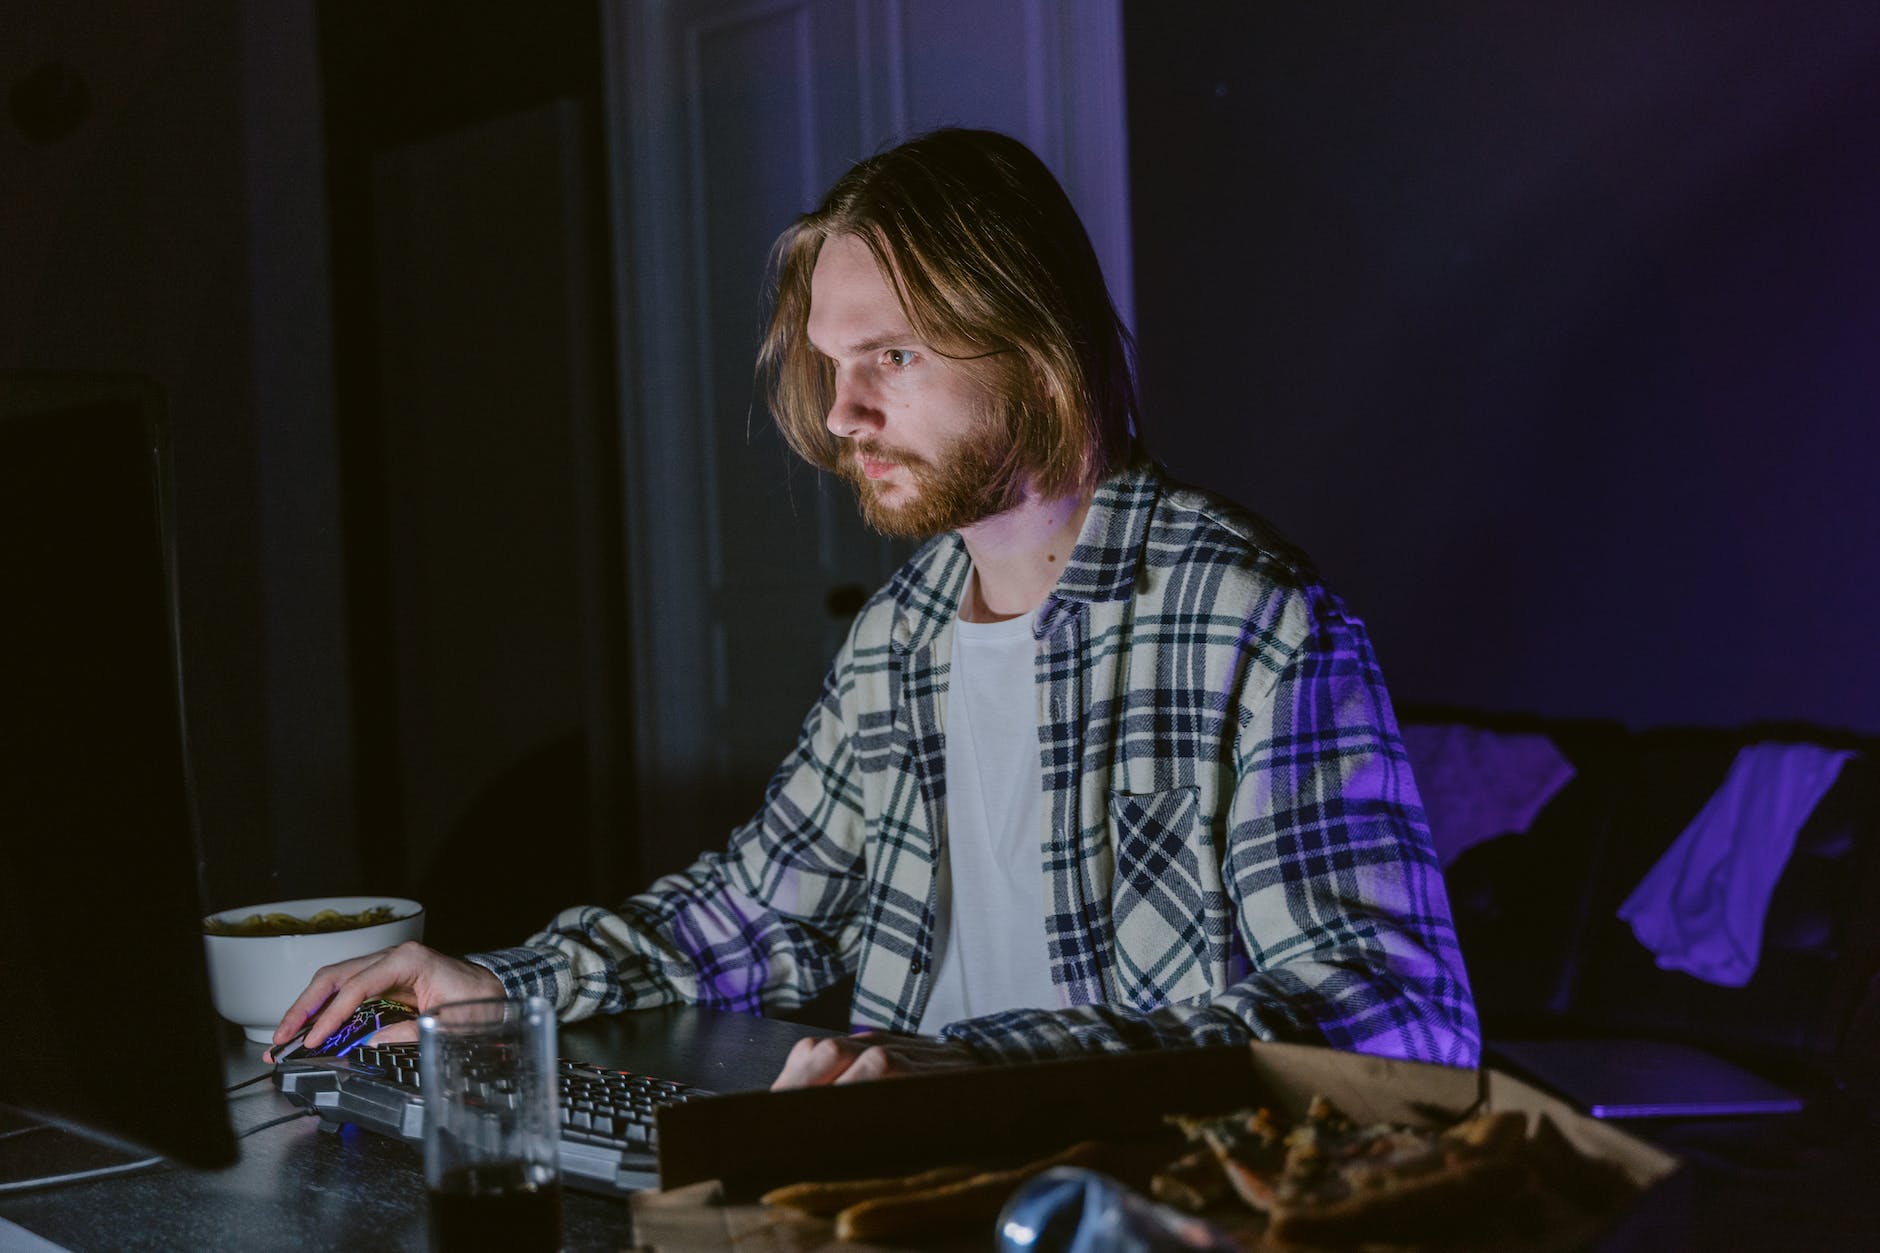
[1046,456,1161,606]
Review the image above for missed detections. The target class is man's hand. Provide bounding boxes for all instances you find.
[265,941,505,1062]
[770,1030,979,1089]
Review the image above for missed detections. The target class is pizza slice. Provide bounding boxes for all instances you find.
[1167,1105,1290,1212]
[1173,1099,1533,1245]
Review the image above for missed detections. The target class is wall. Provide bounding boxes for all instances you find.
[1126,1,1880,733]
[2,0,354,905]
[15,0,1875,925]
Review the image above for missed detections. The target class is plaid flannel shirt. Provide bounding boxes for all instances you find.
[471,460,1480,1066]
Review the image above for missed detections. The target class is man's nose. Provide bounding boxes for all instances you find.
[826,376,884,439]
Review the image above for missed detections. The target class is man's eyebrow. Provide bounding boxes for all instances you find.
[807,331,918,359]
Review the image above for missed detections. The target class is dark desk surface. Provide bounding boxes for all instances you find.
[0,1005,831,1253]
[9,1014,1878,1253]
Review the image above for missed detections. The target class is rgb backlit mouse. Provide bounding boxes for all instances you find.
[308,997,419,1058]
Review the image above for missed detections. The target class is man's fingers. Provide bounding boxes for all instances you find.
[270,961,359,1045]
[364,1019,421,1048]
[293,952,411,1057]
[767,1031,976,1090]
[770,1037,834,1089]
[771,1035,861,1090]
[769,1039,804,1089]
[831,1045,893,1085]
[264,943,503,1063]
[268,951,386,1055]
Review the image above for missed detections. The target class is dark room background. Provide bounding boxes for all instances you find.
[5,0,1876,925]
[1127,1,1880,735]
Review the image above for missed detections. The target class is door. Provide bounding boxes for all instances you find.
[319,0,631,946]
[603,0,1132,875]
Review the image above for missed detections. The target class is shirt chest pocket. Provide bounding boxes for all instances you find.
[1107,785,1218,1011]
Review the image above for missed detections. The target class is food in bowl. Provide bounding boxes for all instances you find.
[203,904,411,937]
[201,896,425,1043]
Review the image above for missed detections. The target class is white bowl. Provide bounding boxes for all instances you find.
[202,896,424,1043]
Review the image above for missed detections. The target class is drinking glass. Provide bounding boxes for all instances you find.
[419,997,563,1253]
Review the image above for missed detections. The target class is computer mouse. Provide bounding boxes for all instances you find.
[306,997,419,1058]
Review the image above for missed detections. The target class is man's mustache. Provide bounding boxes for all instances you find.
[844,442,930,472]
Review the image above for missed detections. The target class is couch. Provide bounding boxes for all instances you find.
[1404,709,1880,1249]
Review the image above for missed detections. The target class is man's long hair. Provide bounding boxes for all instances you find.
[759,128,1139,502]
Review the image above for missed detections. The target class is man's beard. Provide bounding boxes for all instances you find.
[837,411,1023,539]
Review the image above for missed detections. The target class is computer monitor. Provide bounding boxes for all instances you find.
[0,372,237,1169]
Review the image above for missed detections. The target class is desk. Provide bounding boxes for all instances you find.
[0,1006,830,1252]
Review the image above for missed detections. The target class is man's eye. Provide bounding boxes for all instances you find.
[883,348,914,368]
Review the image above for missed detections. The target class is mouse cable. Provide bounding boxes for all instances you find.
[235,1108,320,1139]
[0,1155,165,1195]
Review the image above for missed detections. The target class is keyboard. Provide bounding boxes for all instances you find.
[275,1041,712,1196]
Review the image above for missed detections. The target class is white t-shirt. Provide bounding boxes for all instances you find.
[918,609,1059,1034]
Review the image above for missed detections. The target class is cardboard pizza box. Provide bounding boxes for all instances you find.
[642,1040,1686,1250]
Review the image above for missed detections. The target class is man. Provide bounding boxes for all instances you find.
[273,128,1479,1086]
